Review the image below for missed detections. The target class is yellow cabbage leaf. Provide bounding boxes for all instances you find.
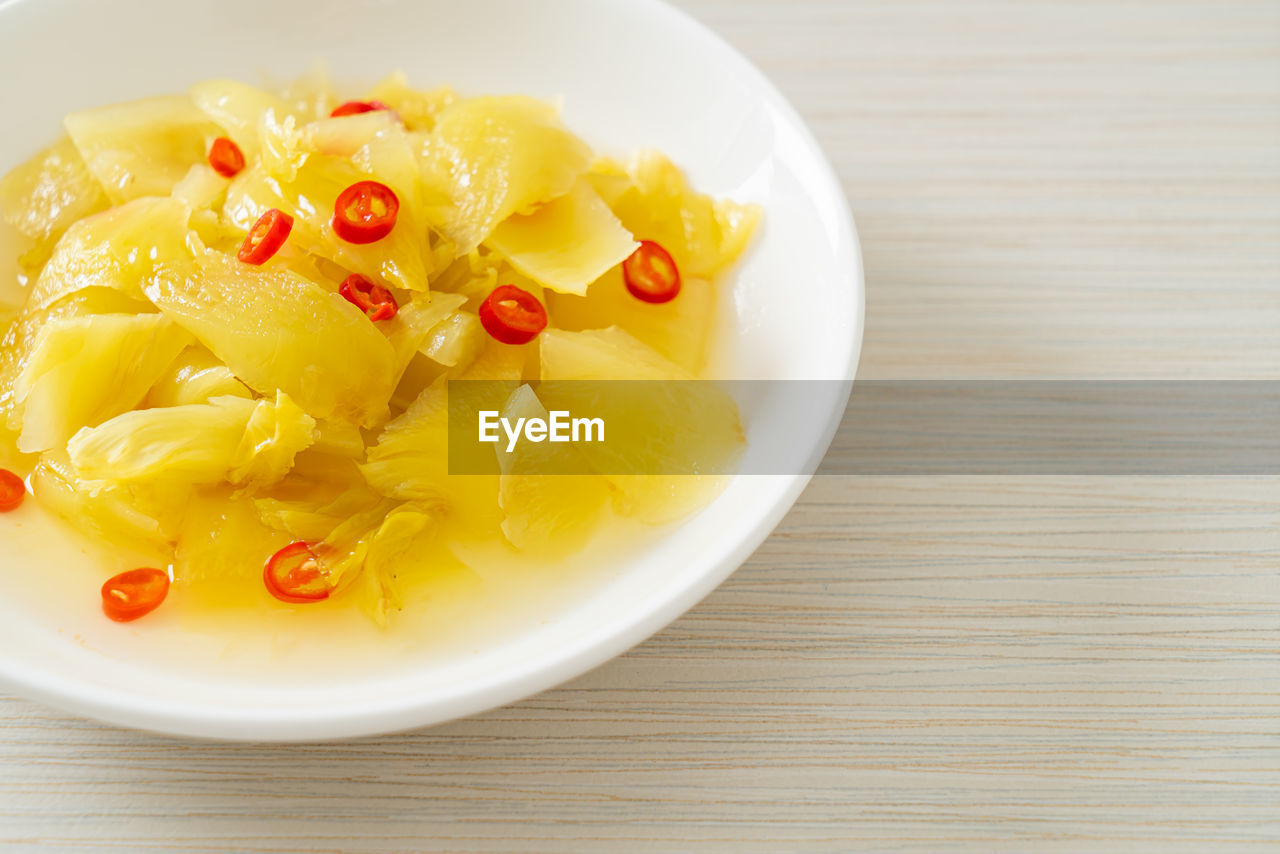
[486,180,636,296]
[144,252,396,427]
[65,95,219,203]
[13,312,192,453]
[68,391,315,489]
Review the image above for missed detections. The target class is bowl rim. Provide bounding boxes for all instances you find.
[0,0,864,741]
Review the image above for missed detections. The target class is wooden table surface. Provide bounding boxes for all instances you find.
[3,1,1279,850]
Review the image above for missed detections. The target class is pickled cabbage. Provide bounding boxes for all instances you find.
[0,72,760,626]
[144,252,396,427]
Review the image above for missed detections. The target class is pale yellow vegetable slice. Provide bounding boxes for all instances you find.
[68,391,315,488]
[495,384,609,554]
[27,196,195,312]
[65,95,219,203]
[0,137,109,245]
[539,327,743,524]
[145,346,252,408]
[590,152,760,279]
[359,377,449,503]
[31,449,187,555]
[421,310,485,369]
[357,504,438,625]
[144,252,396,427]
[14,313,192,453]
[420,96,593,253]
[189,79,298,159]
[176,487,290,590]
[382,292,467,382]
[0,287,155,431]
[546,267,715,374]
[360,377,502,534]
[486,181,637,296]
[304,112,400,158]
[281,65,338,121]
[365,73,456,131]
[223,148,431,292]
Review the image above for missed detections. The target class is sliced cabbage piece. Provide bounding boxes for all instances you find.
[223,144,432,292]
[281,65,338,121]
[145,347,251,408]
[365,73,456,131]
[359,377,449,503]
[539,327,743,524]
[304,112,400,158]
[421,310,485,369]
[496,384,609,554]
[360,377,501,534]
[486,180,637,296]
[176,487,290,585]
[0,137,109,246]
[14,313,192,453]
[0,287,154,428]
[144,252,396,427]
[65,95,219,203]
[31,449,188,554]
[420,96,593,253]
[382,292,466,382]
[255,455,386,542]
[590,152,760,279]
[189,79,298,159]
[350,504,437,625]
[546,267,715,374]
[68,391,315,489]
[27,196,195,312]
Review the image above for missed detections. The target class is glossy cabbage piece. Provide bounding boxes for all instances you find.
[365,73,456,132]
[31,449,188,555]
[64,95,219,203]
[420,96,593,253]
[0,137,109,248]
[589,152,760,279]
[421,310,485,369]
[495,384,609,554]
[189,79,299,159]
[223,138,432,292]
[145,346,252,408]
[359,377,449,503]
[175,488,289,587]
[547,266,716,374]
[144,252,396,427]
[13,313,192,453]
[68,391,315,489]
[281,65,338,121]
[27,196,195,312]
[539,327,742,524]
[360,377,501,536]
[382,292,467,382]
[348,503,437,625]
[486,180,637,296]
[0,287,156,428]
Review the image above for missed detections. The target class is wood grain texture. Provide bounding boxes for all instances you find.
[3,0,1280,851]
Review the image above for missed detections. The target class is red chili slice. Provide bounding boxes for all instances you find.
[478,284,548,345]
[264,541,333,604]
[0,469,25,512]
[330,99,391,118]
[208,136,246,178]
[101,568,170,623]
[622,240,682,304]
[332,181,399,245]
[339,274,399,321]
[238,209,294,265]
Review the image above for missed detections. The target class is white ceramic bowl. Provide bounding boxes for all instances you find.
[0,0,862,740]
